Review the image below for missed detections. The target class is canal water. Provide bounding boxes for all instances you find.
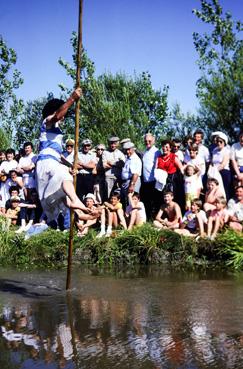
[0,266,243,369]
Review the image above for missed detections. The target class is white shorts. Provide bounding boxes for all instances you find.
[36,159,73,222]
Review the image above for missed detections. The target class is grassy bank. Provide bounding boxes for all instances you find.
[0,221,243,270]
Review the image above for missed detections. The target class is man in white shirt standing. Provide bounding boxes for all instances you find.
[17,142,37,200]
[141,133,160,219]
[121,142,142,207]
[102,136,125,200]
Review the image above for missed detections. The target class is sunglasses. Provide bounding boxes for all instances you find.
[217,140,224,144]
[97,148,104,151]
[66,145,74,147]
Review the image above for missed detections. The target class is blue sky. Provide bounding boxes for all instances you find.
[1,0,242,113]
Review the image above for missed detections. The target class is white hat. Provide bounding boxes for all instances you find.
[84,193,96,202]
[211,131,222,138]
[123,141,135,150]
[217,132,228,145]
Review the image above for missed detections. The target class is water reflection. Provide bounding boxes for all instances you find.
[0,267,243,368]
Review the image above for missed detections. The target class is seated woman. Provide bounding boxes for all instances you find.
[125,192,147,230]
[175,198,207,238]
[97,193,127,237]
[153,191,182,230]
[203,178,225,214]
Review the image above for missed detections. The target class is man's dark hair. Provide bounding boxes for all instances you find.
[42,99,65,119]
[6,148,15,156]
[193,129,204,138]
[23,141,33,149]
[9,186,20,195]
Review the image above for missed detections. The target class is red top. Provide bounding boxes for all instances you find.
[157,153,177,174]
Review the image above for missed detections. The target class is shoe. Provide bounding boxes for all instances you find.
[105,231,112,238]
[15,226,26,234]
[96,230,106,238]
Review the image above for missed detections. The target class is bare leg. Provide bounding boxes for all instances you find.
[153,220,164,229]
[211,217,221,239]
[207,217,213,237]
[229,221,242,232]
[117,208,127,229]
[62,180,87,211]
[128,209,137,230]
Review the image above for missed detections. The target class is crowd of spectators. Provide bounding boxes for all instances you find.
[0,129,242,240]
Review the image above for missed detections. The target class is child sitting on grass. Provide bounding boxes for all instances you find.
[203,178,225,214]
[175,198,207,238]
[5,196,21,227]
[153,191,182,230]
[76,193,100,237]
[207,196,228,240]
[97,193,127,237]
[125,192,146,230]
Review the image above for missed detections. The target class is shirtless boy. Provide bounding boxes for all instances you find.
[153,191,182,230]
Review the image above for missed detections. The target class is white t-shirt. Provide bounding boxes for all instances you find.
[231,142,243,167]
[184,174,201,194]
[212,146,231,170]
[0,160,18,174]
[182,210,207,230]
[126,201,147,221]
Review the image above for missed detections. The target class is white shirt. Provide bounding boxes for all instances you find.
[142,145,160,182]
[78,151,96,174]
[212,146,230,170]
[231,142,243,167]
[18,152,37,179]
[0,160,18,174]
[122,153,142,180]
[102,149,125,178]
[182,210,207,230]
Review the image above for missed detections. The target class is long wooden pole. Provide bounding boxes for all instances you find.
[66,0,83,290]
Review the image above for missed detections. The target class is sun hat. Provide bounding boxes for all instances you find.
[84,193,96,202]
[10,196,20,202]
[216,132,228,145]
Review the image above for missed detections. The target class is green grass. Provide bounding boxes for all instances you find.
[0,219,242,270]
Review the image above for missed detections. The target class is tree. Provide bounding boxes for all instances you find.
[164,103,205,140]
[0,36,24,146]
[58,32,169,147]
[193,0,243,139]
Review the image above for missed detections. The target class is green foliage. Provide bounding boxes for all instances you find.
[164,103,205,139]
[0,36,24,145]
[14,94,53,149]
[216,229,243,270]
[58,33,169,147]
[0,219,242,270]
[193,0,243,138]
